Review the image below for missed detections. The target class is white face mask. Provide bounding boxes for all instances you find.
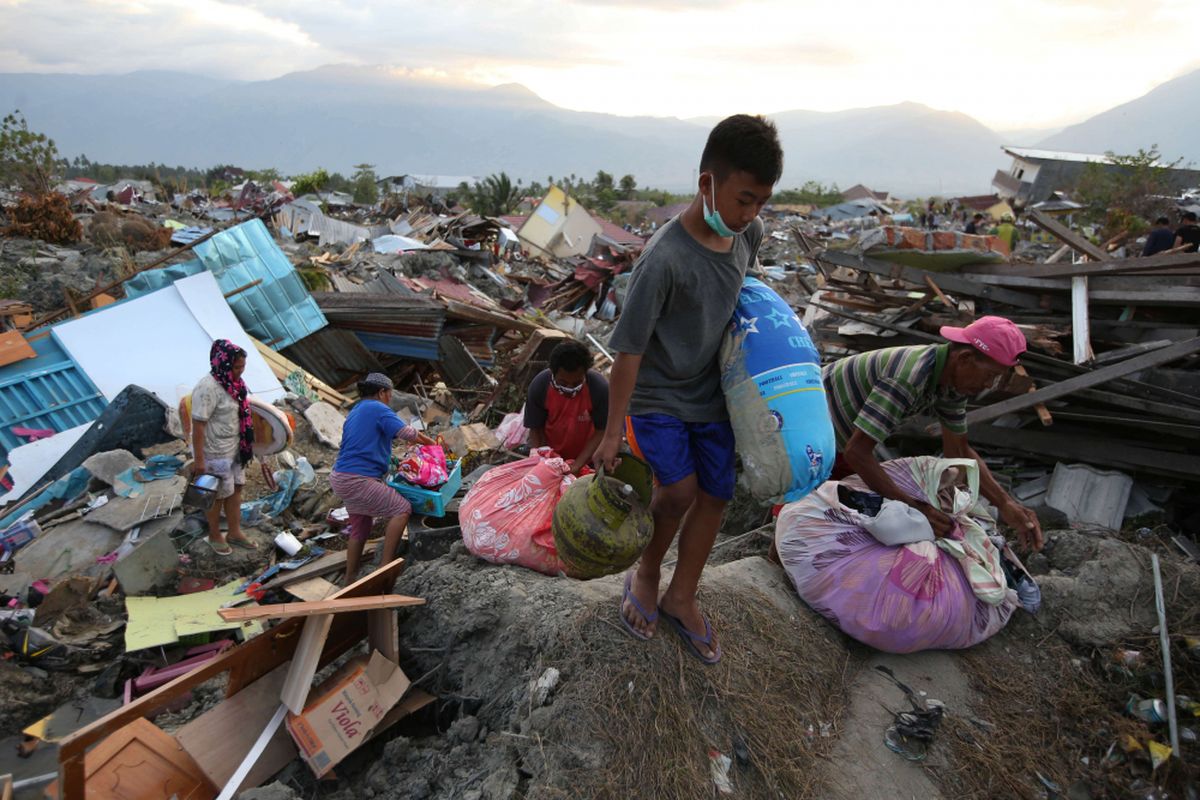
[701,173,736,238]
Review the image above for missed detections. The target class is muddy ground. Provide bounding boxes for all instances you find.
[213,524,1200,800]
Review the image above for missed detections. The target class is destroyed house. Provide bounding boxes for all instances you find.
[378,174,482,197]
[992,146,1200,207]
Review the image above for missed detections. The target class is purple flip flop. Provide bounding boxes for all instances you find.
[658,605,723,665]
[619,572,657,641]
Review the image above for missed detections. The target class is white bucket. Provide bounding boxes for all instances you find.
[274,531,303,556]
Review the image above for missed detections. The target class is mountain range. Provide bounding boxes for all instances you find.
[1,65,1197,197]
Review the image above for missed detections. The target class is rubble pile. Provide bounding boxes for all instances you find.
[0,171,1198,800]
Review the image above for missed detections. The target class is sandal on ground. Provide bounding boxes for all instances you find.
[658,605,722,665]
[207,539,233,556]
[619,571,658,641]
[228,537,258,551]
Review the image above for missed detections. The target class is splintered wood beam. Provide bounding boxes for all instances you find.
[967,336,1200,425]
[1028,210,1110,262]
[218,595,425,622]
[1014,365,1052,426]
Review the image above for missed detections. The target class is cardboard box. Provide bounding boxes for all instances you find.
[285,651,410,777]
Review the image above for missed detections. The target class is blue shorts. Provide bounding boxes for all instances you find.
[624,413,736,501]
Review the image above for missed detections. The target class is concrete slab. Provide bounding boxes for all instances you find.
[304,401,345,449]
[80,450,141,487]
[3,520,123,592]
[113,513,184,596]
[84,476,186,532]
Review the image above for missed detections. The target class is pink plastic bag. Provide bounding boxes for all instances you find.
[495,410,529,449]
[397,444,449,488]
[774,456,1018,654]
[460,449,575,575]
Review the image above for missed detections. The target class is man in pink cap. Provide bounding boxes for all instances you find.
[823,315,1043,551]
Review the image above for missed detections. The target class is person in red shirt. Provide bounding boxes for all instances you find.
[524,340,609,476]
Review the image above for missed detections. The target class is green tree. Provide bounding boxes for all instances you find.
[595,186,617,212]
[771,180,843,207]
[351,163,379,204]
[1075,145,1184,237]
[0,110,60,194]
[593,170,614,192]
[459,172,522,216]
[291,168,331,197]
[248,167,282,184]
[619,174,637,200]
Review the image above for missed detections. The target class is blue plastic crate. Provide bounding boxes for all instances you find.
[385,459,462,518]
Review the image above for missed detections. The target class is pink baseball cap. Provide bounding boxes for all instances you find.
[939,316,1026,367]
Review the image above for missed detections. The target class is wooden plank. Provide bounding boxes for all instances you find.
[279,614,334,715]
[1028,210,1110,261]
[964,424,1200,482]
[286,576,337,602]
[962,250,1200,279]
[57,558,408,799]
[225,556,405,696]
[46,718,217,800]
[276,544,373,588]
[252,337,350,407]
[368,608,400,664]
[1070,386,1200,424]
[176,663,297,794]
[274,558,408,715]
[0,330,37,367]
[810,249,1059,311]
[966,337,1200,425]
[219,594,425,622]
[1014,365,1052,426]
[443,299,541,334]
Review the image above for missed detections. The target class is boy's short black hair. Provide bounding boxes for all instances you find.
[973,213,984,220]
[1156,216,1170,225]
[549,340,591,373]
[699,114,784,186]
[1184,211,1199,223]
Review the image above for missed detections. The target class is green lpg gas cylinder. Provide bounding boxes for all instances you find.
[553,456,653,579]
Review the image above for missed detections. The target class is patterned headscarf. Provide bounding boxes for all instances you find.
[209,339,254,466]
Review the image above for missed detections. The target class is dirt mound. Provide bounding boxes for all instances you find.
[1036,529,1200,648]
[86,210,171,252]
[308,552,853,800]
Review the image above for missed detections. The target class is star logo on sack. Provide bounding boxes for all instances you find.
[765,307,794,329]
[737,316,759,334]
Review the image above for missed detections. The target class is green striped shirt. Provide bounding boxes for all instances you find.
[822,344,967,448]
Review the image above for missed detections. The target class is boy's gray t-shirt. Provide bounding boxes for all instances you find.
[609,215,763,423]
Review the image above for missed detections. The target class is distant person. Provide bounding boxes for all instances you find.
[1143,216,1176,256]
[524,340,608,475]
[964,213,984,235]
[597,114,782,664]
[1175,211,1200,253]
[996,215,1019,252]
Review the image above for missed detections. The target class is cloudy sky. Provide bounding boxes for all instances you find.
[1,0,1198,130]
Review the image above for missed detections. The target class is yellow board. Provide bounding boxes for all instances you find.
[124,580,263,652]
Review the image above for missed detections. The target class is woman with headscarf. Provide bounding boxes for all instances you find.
[330,372,435,581]
[191,339,257,556]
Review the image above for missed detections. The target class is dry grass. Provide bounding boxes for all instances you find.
[530,584,856,800]
[932,554,1200,800]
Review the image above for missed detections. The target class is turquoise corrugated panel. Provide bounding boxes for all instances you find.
[190,219,327,349]
[0,333,106,462]
[123,261,205,298]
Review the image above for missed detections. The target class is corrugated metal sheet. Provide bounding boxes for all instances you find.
[124,219,328,350]
[281,327,384,390]
[0,334,106,463]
